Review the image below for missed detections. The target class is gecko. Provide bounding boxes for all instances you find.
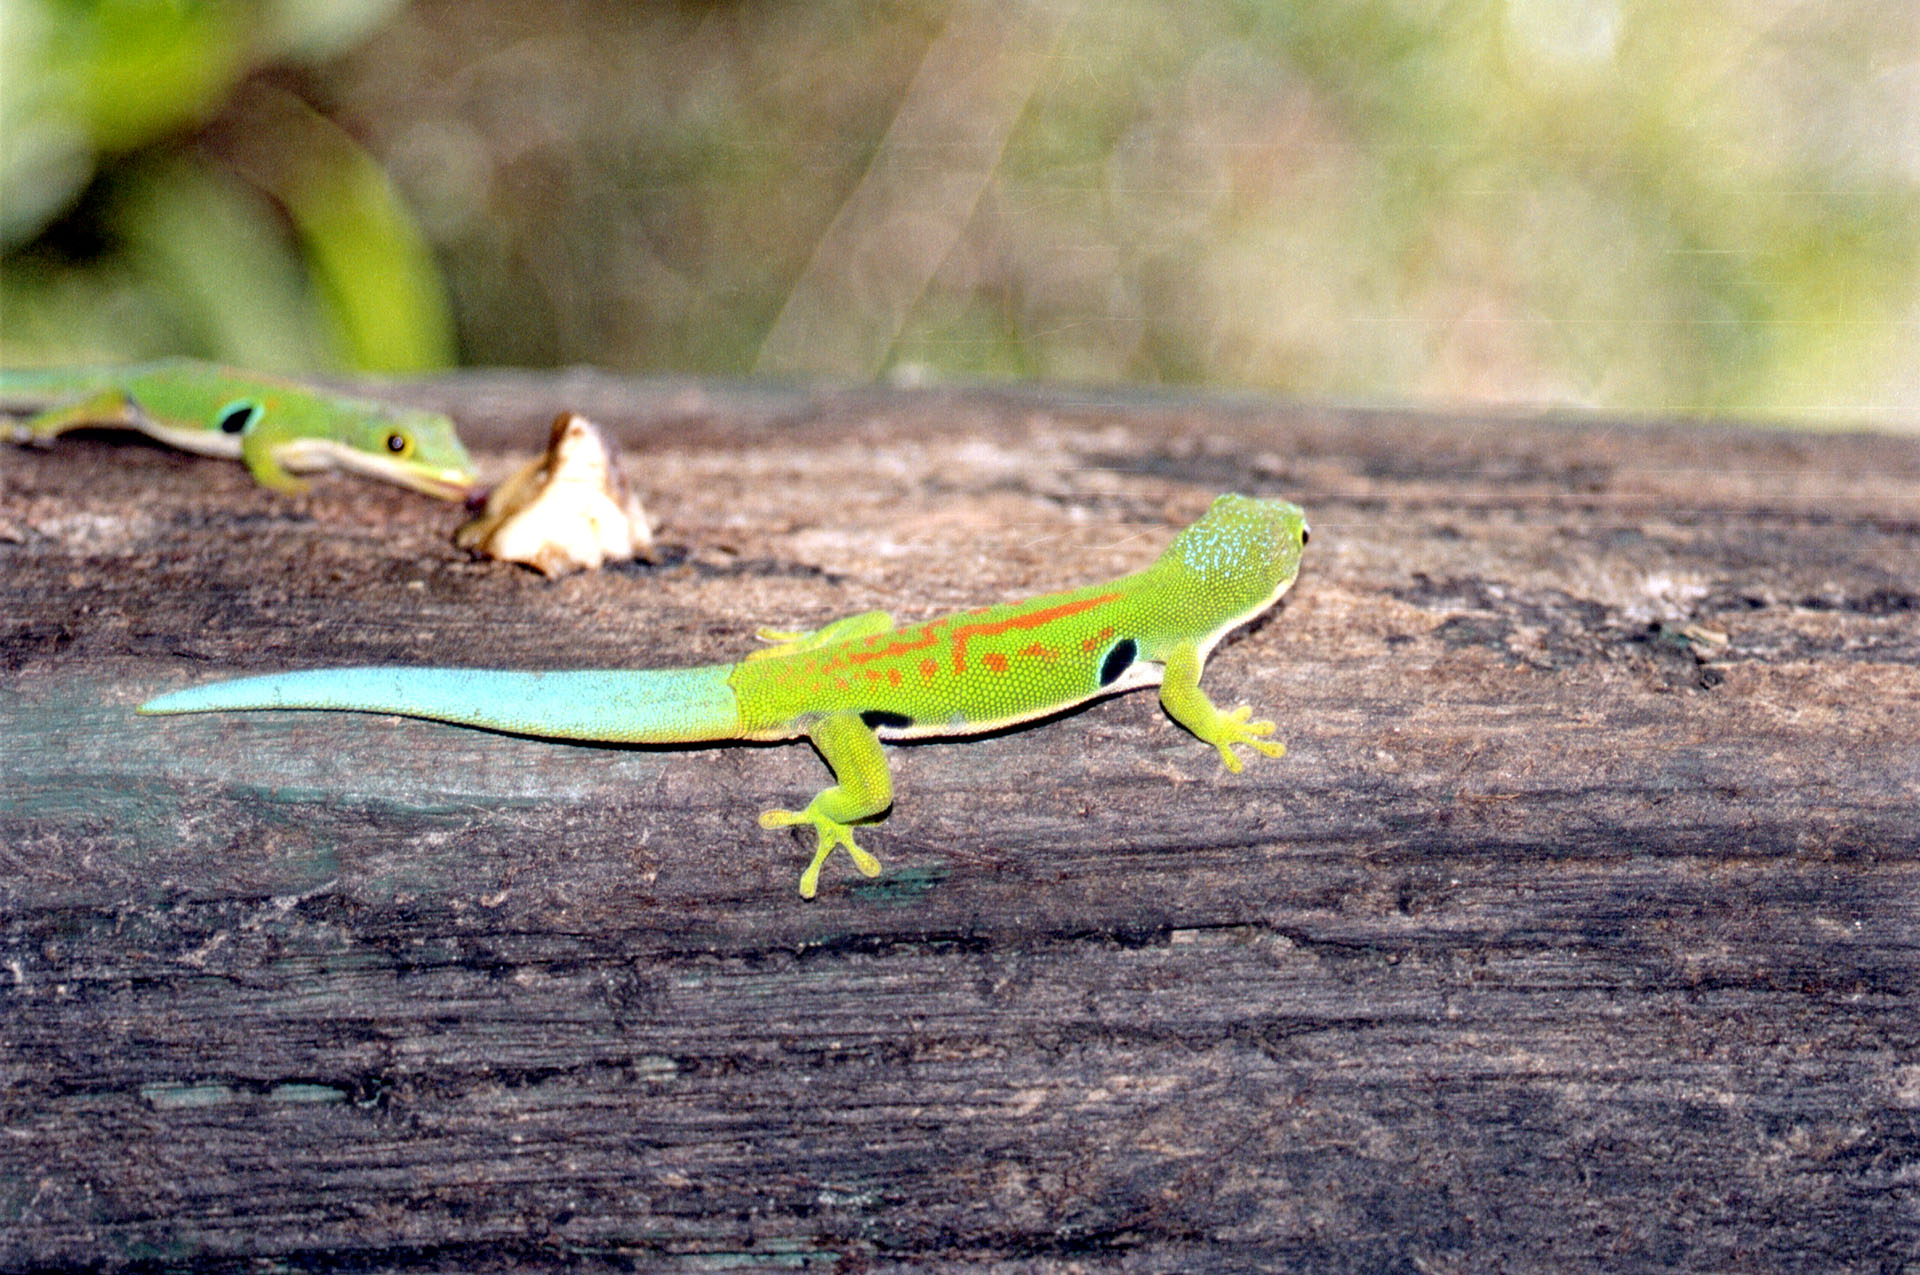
[139,493,1308,897]
[3,358,475,498]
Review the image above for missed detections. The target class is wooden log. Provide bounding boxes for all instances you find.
[4,375,1918,1270]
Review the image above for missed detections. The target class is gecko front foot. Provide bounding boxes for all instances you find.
[1206,704,1286,773]
[759,806,884,898]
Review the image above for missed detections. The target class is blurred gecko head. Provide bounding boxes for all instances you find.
[322,400,477,499]
[1156,492,1309,623]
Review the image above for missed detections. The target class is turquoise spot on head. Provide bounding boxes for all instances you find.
[1168,493,1307,593]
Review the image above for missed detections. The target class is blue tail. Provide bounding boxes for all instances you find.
[138,665,743,745]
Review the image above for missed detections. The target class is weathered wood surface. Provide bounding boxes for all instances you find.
[3,375,1918,1272]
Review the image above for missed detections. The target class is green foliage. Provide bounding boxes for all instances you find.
[2,0,1914,421]
[0,0,451,373]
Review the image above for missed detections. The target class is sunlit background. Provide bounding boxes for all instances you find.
[2,0,1916,425]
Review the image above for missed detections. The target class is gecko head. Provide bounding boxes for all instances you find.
[1160,493,1309,618]
[325,402,479,500]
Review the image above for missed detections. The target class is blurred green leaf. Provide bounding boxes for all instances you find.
[118,158,324,370]
[74,0,252,151]
[0,0,444,373]
[246,96,454,373]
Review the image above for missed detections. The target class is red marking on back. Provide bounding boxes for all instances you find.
[952,594,1120,675]
[919,657,938,683]
[1019,641,1057,663]
[1080,624,1116,654]
[888,668,901,687]
[983,652,1009,674]
[845,623,939,666]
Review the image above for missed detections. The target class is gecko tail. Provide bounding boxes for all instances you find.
[137,665,743,745]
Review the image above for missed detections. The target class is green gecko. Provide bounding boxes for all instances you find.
[3,358,475,498]
[140,493,1308,897]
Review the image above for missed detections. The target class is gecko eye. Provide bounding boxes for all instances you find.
[1300,526,1310,545]
[385,431,414,457]
[216,400,261,434]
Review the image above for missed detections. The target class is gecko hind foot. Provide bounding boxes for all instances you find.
[759,807,884,898]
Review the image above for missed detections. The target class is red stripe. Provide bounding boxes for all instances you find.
[951,593,1119,675]
[845,624,941,665]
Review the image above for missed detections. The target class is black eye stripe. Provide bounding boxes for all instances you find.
[1099,638,1138,687]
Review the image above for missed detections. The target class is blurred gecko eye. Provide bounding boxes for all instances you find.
[385,431,414,456]
[216,400,261,434]
[1300,526,1310,544]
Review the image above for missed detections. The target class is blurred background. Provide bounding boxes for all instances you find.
[1,0,1915,425]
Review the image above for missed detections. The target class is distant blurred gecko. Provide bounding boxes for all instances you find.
[3,358,475,497]
[141,494,1308,898]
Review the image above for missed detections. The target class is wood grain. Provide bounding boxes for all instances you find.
[4,375,1918,1271]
